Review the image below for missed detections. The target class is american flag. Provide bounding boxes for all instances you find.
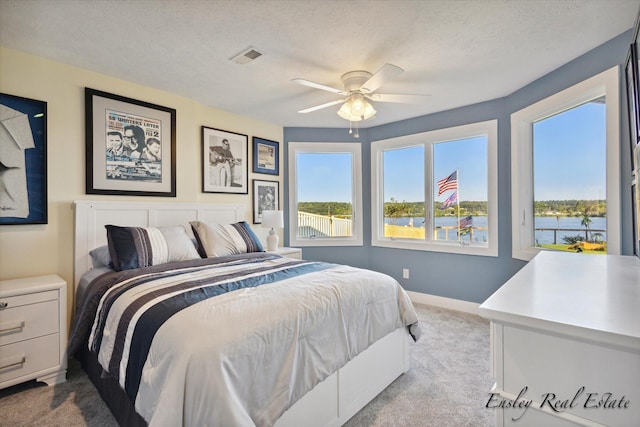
[442,191,458,209]
[458,215,473,228]
[437,171,458,195]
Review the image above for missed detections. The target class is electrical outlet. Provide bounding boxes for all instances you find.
[402,268,409,279]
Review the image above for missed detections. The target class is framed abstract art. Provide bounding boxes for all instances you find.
[0,93,48,224]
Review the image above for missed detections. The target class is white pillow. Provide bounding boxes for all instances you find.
[159,226,201,262]
[190,221,264,257]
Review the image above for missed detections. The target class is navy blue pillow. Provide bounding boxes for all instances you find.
[105,225,147,271]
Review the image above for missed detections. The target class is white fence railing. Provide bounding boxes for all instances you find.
[297,211,352,237]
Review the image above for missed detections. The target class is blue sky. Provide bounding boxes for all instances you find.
[382,137,488,202]
[297,100,606,203]
[533,101,606,200]
[297,153,353,202]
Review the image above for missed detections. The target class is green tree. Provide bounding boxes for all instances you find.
[581,212,592,241]
[297,202,352,217]
[384,198,411,224]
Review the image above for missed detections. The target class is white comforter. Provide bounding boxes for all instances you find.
[85,255,420,426]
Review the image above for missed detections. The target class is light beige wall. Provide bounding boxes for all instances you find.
[0,47,283,327]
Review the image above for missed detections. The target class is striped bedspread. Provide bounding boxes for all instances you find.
[72,253,420,426]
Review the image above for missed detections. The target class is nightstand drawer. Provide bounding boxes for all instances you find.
[0,299,59,346]
[0,333,60,384]
[0,289,58,309]
[282,250,301,260]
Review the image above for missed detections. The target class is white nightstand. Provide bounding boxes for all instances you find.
[0,275,67,389]
[267,247,302,260]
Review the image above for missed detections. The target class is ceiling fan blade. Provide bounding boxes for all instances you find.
[291,78,346,95]
[360,63,404,93]
[298,99,345,113]
[367,93,431,104]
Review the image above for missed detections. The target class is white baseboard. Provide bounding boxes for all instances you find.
[406,291,480,315]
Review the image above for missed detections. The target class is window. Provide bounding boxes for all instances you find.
[371,120,498,256]
[382,145,424,240]
[288,142,362,246]
[511,67,620,261]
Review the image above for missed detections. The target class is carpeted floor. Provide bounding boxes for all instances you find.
[344,304,494,427]
[0,304,495,426]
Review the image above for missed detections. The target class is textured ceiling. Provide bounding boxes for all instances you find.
[0,0,638,129]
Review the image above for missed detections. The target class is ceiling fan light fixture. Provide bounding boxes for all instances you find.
[352,94,364,112]
[337,101,352,120]
[362,101,376,120]
[337,94,376,122]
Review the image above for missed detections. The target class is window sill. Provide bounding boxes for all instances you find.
[290,237,363,247]
[372,238,498,257]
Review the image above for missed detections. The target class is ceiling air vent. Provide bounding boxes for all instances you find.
[230,47,263,64]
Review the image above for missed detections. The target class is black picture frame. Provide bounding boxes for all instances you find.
[85,88,176,197]
[626,44,640,172]
[0,93,48,225]
[633,180,640,256]
[202,126,248,194]
[635,22,640,145]
[252,137,279,175]
[252,179,279,223]
[633,19,640,259]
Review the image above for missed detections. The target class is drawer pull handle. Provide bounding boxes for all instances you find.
[0,301,7,309]
[0,320,25,333]
[0,354,26,370]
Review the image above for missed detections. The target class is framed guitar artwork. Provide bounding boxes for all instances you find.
[201,126,248,194]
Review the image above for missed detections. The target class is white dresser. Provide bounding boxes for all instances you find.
[479,252,640,427]
[0,275,67,389]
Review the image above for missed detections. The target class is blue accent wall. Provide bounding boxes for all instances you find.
[284,30,634,304]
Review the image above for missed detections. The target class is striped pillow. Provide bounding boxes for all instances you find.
[105,225,200,271]
[190,221,264,258]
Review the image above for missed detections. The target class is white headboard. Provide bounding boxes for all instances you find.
[73,200,245,289]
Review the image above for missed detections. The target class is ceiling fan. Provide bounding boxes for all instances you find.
[292,63,430,137]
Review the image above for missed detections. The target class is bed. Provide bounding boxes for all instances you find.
[69,200,420,427]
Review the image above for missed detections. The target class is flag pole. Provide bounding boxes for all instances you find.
[456,169,461,242]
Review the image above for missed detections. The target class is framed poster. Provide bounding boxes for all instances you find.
[252,179,279,223]
[202,126,248,194]
[0,93,47,225]
[85,88,176,196]
[252,137,279,175]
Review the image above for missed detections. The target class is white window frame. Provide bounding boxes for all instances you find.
[288,142,363,247]
[371,120,498,257]
[511,66,620,261]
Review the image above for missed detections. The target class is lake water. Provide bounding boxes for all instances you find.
[533,216,606,244]
[385,216,606,244]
